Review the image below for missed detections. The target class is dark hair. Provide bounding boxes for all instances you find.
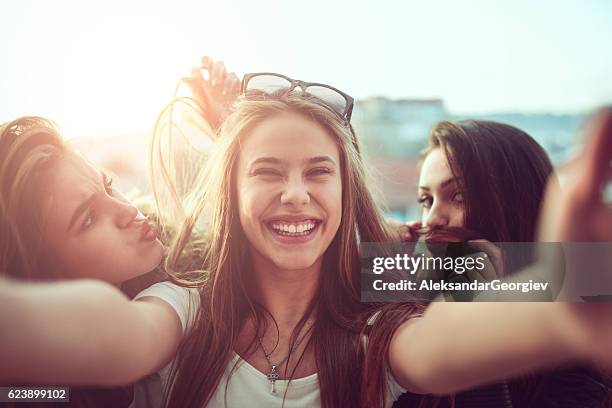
[422,120,554,243]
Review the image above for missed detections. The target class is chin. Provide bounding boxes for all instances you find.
[138,241,165,274]
[151,242,165,265]
[272,254,320,271]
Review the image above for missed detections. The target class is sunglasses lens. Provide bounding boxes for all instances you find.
[245,75,293,95]
[304,85,347,117]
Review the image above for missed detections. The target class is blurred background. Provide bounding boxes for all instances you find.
[1,0,610,220]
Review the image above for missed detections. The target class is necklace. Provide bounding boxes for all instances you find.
[257,321,314,394]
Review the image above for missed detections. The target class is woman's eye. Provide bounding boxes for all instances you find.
[453,192,465,203]
[81,209,97,231]
[308,167,332,177]
[418,196,433,209]
[252,169,282,177]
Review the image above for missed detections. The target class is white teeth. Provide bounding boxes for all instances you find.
[269,220,317,236]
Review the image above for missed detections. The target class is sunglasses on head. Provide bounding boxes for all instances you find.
[240,73,354,123]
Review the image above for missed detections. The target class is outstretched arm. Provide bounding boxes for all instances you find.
[389,300,585,395]
[0,279,183,386]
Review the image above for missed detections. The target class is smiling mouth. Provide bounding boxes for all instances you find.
[267,220,320,237]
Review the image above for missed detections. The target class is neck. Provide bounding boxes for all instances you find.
[249,251,321,328]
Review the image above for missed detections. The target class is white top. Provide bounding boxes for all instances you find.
[132,282,408,408]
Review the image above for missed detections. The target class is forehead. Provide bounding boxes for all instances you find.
[238,112,339,164]
[45,153,101,195]
[419,148,454,187]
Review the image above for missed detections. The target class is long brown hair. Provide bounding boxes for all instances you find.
[0,116,67,279]
[153,94,428,407]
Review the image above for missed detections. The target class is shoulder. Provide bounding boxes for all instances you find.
[134,281,200,334]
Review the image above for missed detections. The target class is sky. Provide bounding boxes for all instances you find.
[1,0,611,138]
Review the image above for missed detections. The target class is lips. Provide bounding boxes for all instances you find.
[264,216,321,243]
[139,220,159,242]
[270,220,317,234]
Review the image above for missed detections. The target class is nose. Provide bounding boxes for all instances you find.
[423,201,449,229]
[280,175,310,207]
[109,196,139,228]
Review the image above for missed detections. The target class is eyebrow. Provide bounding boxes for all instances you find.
[418,178,457,191]
[66,172,105,232]
[249,155,337,168]
[249,157,283,167]
[307,155,337,165]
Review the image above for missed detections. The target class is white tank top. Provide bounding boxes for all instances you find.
[132,282,408,407]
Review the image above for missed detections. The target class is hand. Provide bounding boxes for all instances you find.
[536,108,612,372]
[538,108,612,242]
[397,221,422,242]
[183,56,240,132]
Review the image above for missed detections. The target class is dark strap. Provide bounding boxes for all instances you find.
[455,380,513,408]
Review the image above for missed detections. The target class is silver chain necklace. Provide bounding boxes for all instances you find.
[256,321,314,394]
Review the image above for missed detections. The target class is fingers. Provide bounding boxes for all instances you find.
[201,56,213,73]
[224,72,240,97]
[190,66,205,84]
[398,221,421,242]
[199,56,226,88]
[398,225,416,242]
[211,61,227,88]
[406,221,422,230]
[199,56,240,97]
[582,107,612,198]
[188,67,211,108]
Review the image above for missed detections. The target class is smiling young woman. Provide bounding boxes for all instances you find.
[153,90,413,407]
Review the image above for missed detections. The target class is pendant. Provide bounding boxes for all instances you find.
[267,365,280,394]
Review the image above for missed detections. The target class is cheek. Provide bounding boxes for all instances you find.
[420,208,428,224]
[317,179,342,223]
[65,232,121,269]
[450,206,467,227]
[238,182,266,225]
[54,227,124,277]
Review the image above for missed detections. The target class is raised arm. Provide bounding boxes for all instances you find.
[0,279,183,386]
[183,56,240,133]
